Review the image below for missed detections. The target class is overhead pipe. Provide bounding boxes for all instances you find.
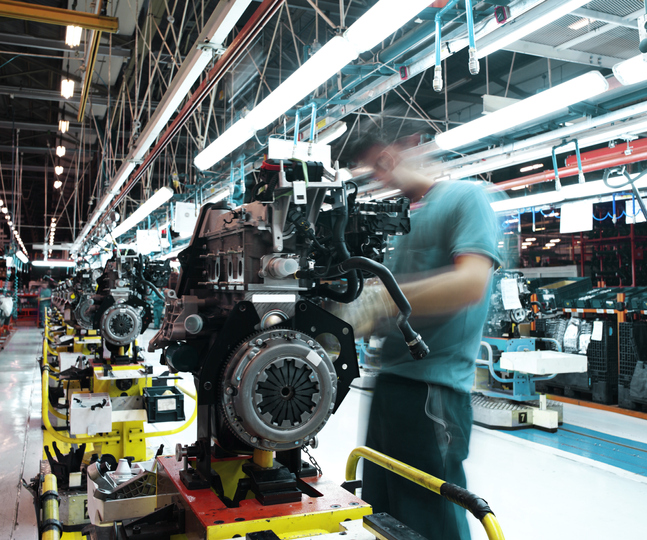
[493,137,647,192]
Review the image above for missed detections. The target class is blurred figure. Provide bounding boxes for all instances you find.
[348,135,500,540]
[38,279,52,328]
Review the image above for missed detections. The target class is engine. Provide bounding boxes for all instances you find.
[91,253,166,350]
[149,159,427,485]
[52,269,99,329]
[484,270,535,338]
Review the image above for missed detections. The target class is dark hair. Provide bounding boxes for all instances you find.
[346,131,389,165]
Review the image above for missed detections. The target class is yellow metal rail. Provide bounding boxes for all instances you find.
[41,474,61,540]
[346,446,505,540]
[0,0,118,32]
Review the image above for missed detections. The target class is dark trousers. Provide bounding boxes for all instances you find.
[362,374,473,540]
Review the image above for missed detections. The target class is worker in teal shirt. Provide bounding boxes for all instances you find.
[349,135,500,540]
[39,280,52,327]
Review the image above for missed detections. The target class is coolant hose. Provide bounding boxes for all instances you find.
[335,257,429,360]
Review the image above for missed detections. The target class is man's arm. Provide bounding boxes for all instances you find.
[395,253,493,317]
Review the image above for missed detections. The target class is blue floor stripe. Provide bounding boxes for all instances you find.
[502,423,647,477]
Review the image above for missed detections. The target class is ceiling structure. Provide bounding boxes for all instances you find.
[0,0,645,263]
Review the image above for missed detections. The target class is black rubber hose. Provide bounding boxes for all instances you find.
[439,482,494,521]
[142,279,164,300]
[335,256,429,360]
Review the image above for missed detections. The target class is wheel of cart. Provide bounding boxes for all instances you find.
[346,446,505,540]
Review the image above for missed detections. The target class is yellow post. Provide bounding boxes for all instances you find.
[41,474,61,540]
[253,449,274,468]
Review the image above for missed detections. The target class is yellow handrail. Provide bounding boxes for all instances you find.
[138,383,197,440]
[346,446,505,540]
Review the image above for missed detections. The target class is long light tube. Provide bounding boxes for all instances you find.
[491,172,647,213]
[435,71,609,151]
[317,122,348,145]
[613,54,647,86]
[195,0,433,171]
[65,25,83,47]
[344,0,436,53]
[61,79,75,99]
[107,187,174,240]
[33,260,76,268]
[16,251,29,264]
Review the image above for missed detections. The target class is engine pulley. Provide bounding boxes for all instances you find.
[220,328,337,451]
[100,303,143,347]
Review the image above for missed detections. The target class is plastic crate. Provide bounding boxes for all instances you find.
[143,386,186,424]
[586,321,618,384]
[536,278,592,309]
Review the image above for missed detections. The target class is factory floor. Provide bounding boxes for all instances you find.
[1,327,646,539]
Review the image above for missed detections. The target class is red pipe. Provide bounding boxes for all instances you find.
[492,137,647,192]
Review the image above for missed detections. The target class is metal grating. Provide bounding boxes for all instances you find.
[523,15,608,48]
[587,0,645,18]
[570,26,640,59]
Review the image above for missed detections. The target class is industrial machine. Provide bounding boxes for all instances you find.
[475,271,587,431]
[64,155,429,538]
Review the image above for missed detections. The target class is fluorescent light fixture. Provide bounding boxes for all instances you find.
[436,72,609,150]
[568,18,590,30]
[344,0,433,53]
[613,54,647,86]
[55,166,63,175]
[318,122,348,145]
[522,245,528,249]
[492,172,647,213]
[56,146,66,157]
[196,0,434,171]
[53,180,63,189]
[65,25,83,47]
[520,163,543,173]
[61,79,74,99]
[33,260,76,268]
[203,188,230,205]
[526,238,536,242]
[476,0,592,59]
[59,120,69,133]
[16,251,28,264]
[108,186,174,240]
[248,37,358,130]
[552,239,561,243]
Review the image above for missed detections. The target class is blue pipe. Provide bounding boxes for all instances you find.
[465,0,479,75]
[309,102,317,142]
[293,108,300,146]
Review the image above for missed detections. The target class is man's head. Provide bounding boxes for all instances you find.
[349,132,432,202]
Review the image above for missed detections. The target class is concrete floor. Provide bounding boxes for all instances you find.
[3,327,647,539]
[0,327,42,540]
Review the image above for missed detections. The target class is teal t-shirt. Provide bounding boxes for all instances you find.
[379,180,501,394]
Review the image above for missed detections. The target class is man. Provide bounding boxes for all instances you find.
[349,135,500,539]
[38,279,52,328]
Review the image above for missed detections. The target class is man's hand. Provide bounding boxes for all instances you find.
[328,280,394,339]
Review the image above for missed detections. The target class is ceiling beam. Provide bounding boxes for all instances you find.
[0,33,130,58]
[572,8,640,29]
[504,41,619,69]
